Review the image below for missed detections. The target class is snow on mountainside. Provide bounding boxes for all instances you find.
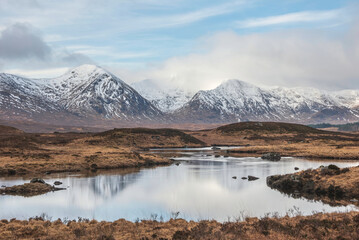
[0,65,164,124]
[0,73,66,122]
[1,66,359,126]
[131,79,194,112]
[174,79,359,124]
[36,65,163,120]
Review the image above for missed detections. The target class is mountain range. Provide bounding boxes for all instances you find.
[1,64,358,128]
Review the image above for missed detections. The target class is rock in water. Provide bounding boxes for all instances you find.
[261,152,281,161]
[248,175,259,181]
[54,181,63,185]
[30,178,45,184]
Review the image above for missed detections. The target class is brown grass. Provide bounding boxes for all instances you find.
[0,212,358,240]
[0,125,187,177]
[267,165,359,207]
[188,122,359,160]
[0,182,64,197]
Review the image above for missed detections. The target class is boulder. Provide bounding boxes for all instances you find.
[261,152,281,161]
[232,176,237,179]
[248,175,259,181]
[30,178,45,184]
[54,181,63,186]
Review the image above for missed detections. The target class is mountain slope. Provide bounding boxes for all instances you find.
[174,79,359,124]
[0,65,165,125]
[0,73,75,123]
[40,65,163,120]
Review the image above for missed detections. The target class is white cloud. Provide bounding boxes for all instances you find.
[5,67,69,78]
[121,23,359,91]
[237,9,344,28]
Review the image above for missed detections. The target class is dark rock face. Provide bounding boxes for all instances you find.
[261,152,281,161]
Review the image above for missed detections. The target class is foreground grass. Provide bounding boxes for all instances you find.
[0,212,358,240]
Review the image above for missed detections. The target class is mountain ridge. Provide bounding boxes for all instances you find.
[1,65,359,127]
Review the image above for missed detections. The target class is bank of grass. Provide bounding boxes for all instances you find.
[187,122,359,159]
[267,165,359,207]
[0,125,192,176]
[228,141,359,159]
[0,211,358,240]
[0,140,171,176]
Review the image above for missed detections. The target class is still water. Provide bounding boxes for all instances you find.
[0,147,358,222]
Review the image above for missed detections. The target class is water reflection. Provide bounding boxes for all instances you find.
[0,149,358,222]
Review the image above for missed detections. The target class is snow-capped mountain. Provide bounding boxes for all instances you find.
[174,79,359,124]
[0,65,164,125]
[0,73,73,123]
[39,65,163,120]
[1,66,359,127]
[130,79,194,112]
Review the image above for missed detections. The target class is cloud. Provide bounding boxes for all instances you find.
[236,9,344,28]
[0,0,40,10]
[138,1,246,29]
[0,23,51,60]
[126,23,359,91]
[61,52,94,65]
[0,22,95,77]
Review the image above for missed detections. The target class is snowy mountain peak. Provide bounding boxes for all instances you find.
[47,64,122,87]
[131,79,194,112]
[219,79,256,89]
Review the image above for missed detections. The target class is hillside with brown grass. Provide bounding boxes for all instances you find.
[0,125,207,176]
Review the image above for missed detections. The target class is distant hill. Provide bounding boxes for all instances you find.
[217,121,324,134]
[92,128,206,148]
[310,122,359,132]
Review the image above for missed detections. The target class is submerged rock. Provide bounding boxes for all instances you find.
[241,177,247,180]
[261,152,281,161]
[232,176,237,179]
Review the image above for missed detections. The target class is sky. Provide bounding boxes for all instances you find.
[0,0,358,91]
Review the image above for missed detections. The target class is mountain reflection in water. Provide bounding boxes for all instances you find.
[0,149,358,222]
